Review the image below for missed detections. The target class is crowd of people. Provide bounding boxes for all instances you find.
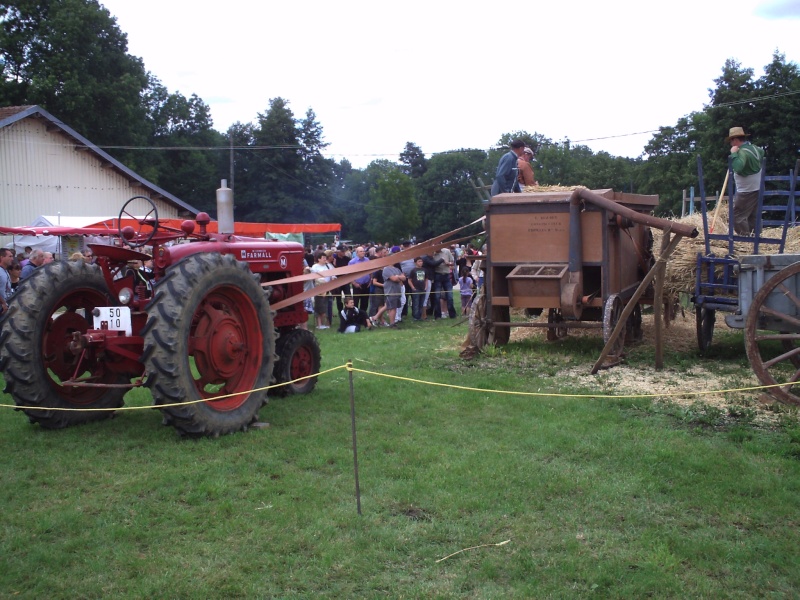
[0,245,126,318]
[0,240,486,334]
[301,240,485,334]
[0,246,59,316]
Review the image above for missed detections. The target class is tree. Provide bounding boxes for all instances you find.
[298,107,338,223]
[0,0,149,147]
[496,131,551,157]
[414,149,488,239]
[234,98,323,223]
[335,166,373,242]
[699,57,760,186]
[752,52,800,174]
[639,113,709,215]
[399,142,428,178]
[706,58,757,138]
[137,76,226,209]
[636,53,800,214]
[364,161,419,242]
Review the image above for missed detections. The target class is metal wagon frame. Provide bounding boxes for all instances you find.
[693,157,800,404]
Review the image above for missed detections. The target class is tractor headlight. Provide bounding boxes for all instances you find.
[118,287,133,305]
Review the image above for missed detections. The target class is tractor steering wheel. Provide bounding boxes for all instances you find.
[118,196,159,248]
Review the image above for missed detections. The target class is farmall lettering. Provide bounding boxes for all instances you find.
[240,249,273,260]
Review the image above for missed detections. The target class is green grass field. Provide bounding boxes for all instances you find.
[1,308,800,598]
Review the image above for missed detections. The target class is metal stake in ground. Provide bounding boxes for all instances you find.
[348,360,362,515]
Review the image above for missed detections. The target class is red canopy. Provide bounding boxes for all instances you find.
[1,219,341,239]
[89,219,341,237]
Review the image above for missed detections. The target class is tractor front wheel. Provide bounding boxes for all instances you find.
[273,328,321,396]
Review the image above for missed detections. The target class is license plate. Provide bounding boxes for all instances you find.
[93,307,132,335]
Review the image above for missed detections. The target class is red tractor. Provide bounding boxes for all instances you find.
[0,195,321,437]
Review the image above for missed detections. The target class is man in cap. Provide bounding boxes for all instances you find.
[490,139,526,196]
[517,147,538,188]
[726,126,765,235]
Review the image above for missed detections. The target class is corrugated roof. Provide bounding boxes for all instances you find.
[0,105,34,121]
[0,105,201,216]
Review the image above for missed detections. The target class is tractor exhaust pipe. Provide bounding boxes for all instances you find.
[216,179,234,235]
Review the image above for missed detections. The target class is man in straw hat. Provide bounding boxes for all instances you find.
[726,126,765,235]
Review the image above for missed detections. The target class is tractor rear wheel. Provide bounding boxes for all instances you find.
[142,253,275,437]
[0,260,127,428]
[273,328,321,396]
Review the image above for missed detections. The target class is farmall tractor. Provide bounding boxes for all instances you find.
[0,193,321,437]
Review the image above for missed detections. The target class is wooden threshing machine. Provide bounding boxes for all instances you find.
[477,187,697,363]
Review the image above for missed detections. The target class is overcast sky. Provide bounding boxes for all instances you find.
[100,0,800,168]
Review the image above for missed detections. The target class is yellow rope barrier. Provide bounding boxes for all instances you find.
[0,360,792,413]
[0,365,348,412]
[346,365,790,399]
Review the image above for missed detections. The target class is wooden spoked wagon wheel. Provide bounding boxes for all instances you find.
[744,262,800,405]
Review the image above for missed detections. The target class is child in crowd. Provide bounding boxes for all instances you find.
[408,257,428,321]
[337,296,372,333]
[458,266,475,315]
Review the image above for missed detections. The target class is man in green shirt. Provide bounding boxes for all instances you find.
[726,126,765,235]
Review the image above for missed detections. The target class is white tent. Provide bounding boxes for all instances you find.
[5,215,116,258]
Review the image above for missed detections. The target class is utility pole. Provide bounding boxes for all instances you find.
[229,132,235,193]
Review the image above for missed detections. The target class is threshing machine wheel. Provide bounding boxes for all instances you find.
[273,328,321,396]
[118,195,159,248]
[142,253,275,436]
[744,262,800,405]
[466,292,489,351]
[602,294,625,356]
[695,306,716,354]
[546,309,568,341]
[626,303,644,344]
[487,305,510,346]
[0,261,127,428]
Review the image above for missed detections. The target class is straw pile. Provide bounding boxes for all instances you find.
[522,184,579,193]
[653,202,799,297]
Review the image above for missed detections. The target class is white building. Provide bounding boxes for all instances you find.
[0,105,200,237]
